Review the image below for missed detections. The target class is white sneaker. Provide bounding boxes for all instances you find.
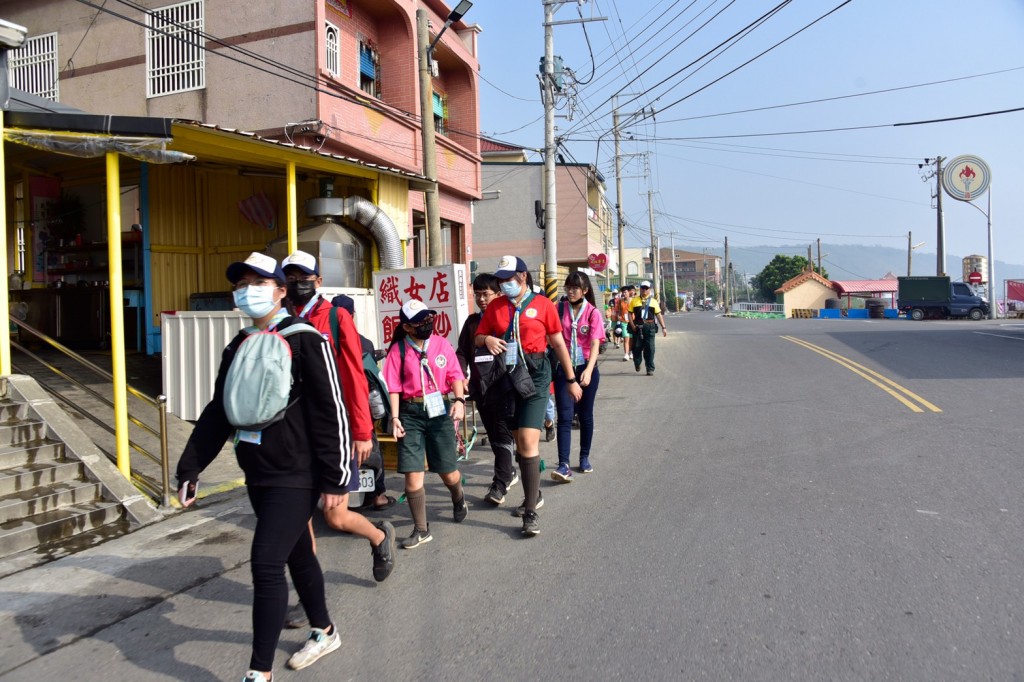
[287,626,341,670]
[243,672,270,682]
[622,354,628,361]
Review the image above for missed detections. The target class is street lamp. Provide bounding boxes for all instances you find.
[418,1,473,266]
[0,18,27,376]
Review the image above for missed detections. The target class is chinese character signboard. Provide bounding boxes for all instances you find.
[373,264,469,350]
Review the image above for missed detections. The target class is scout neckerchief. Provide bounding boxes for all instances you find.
[640,296,651,321]
[568,298,588,366]
[400,337,439,395]
[503,291,535,366]
[265,308,290,332]
[407,336,446,418]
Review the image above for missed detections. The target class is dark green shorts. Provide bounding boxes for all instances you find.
[514,356,552,431]
[397,401,458,474]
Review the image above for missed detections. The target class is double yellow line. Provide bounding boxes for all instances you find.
[781,336,941,413]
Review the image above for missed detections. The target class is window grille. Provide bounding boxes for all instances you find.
[8,33,59,101]
[358,41,379,97]
[146,0,205,98]
[432,91,448,135]
[325,22,339,77]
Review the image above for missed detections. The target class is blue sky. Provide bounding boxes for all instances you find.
[467,0,1024,271]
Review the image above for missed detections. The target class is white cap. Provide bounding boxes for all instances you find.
[225,252,285,283]
[281,250,318,275]
[640,280,652,288]
[400,299,435,324]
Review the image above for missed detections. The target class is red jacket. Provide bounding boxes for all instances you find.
[302,295,373,441]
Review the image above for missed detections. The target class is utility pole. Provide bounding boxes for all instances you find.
[613,98,625,287]
[416,10,442,265]
[724,236,729,311]
[936,156,946,276]
[541,1,606,299]
[816,237,822,273]
[702,248,707,304]
[669,232,679,312]
[541,1,558,299]
[647,189,658,296]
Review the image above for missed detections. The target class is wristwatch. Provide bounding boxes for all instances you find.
[452,397,466,404]
[567,377,579,384]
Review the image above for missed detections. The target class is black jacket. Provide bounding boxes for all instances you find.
[176,316,352,494]
[456,312,483,401]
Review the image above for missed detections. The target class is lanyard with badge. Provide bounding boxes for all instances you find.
[413,338,447,418]
[569,301,587,366]
[235,308,290,446]
[503,292,534,366]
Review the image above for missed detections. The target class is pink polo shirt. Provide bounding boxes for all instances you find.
[558,300,606,363]
[382,335,465,399]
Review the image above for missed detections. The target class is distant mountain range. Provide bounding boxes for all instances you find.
[685,243,1024,293]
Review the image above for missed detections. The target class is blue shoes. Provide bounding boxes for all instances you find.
[551,463,574,483]
[579,458,593,474]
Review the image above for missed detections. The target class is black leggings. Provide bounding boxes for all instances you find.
[247,486,331,671]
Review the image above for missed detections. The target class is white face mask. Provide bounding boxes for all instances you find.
[233,284,278,318]
[500,279,522,298]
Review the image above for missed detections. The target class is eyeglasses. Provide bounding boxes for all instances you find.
[474,290,496,298]
[285,274,317,283]
[233,278,277,291]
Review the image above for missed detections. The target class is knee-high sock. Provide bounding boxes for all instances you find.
[406,487,428,532]
[520,456,540,513]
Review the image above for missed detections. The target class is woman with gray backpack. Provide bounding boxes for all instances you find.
[175,252,349,682]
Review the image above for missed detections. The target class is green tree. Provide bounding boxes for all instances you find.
[751,255,828,301]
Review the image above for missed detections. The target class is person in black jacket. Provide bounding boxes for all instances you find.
[175,252,348,682]
[456,273,519,505]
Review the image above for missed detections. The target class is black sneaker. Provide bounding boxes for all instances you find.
[544,420,555,442]
[512,491,544,517]
[284,603,309,629]
[453,497,469,523]
[484,482,506,505]
[646,370,654,376]
[400,526,432,549]
[521,511,540,536]
[371,521,396,582]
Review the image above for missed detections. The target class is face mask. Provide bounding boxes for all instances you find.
[286,280,317,306]
[500,280,522,298]
[233,285,278,319]
[411,321,434,340]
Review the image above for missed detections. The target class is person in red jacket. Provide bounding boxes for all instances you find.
[283,251,395,584]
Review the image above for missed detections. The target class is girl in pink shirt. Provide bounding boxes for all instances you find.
[382,300,468,549]
[551,271,606,482]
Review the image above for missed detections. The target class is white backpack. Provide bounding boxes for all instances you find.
[222,323,322,431]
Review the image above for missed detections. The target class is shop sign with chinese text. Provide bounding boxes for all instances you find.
[373,265,469,349]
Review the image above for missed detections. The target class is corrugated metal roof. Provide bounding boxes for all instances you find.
[832,280,899,294]
[481,137,525,153]
[175,121,430,184]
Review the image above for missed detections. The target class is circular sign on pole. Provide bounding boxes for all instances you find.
[943,154,991,202]
[968,271,983,284]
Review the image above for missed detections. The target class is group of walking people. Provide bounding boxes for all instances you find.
[608,281,669,375]
[174,250,667,681]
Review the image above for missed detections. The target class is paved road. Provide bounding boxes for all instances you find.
[2,313,1023,680]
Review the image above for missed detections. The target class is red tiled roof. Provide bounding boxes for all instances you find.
[831,280,899,294]
[775,270,832,294]
[481,138,525,153]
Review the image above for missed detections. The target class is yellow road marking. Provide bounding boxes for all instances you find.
[781,336,942,413]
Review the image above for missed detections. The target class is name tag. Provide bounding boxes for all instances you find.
[236,429,262,445]
[475,354,494,363]
[423,391,446,418]
[504,340,519,365]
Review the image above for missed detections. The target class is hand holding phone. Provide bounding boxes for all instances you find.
[178,480,198,507]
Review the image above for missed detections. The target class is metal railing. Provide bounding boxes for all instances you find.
[8,316,171,507]
[730,302,785,316]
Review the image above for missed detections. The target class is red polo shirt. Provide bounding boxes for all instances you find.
[477,293,561,354]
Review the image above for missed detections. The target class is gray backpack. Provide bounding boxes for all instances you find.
[223,323,322,431]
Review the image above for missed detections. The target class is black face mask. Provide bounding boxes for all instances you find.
[410,321,434,340]
[286,280,317,306]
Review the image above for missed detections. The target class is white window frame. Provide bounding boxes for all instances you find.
[325,21,340,77]
[8,32,59,101]
[146,0,205,98]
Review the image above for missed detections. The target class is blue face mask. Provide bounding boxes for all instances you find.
[500,280,522,298]
[233,284,278,319]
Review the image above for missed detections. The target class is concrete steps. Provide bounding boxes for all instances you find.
[0,397,129,561]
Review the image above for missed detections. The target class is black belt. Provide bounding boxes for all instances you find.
[524,352,547,361]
